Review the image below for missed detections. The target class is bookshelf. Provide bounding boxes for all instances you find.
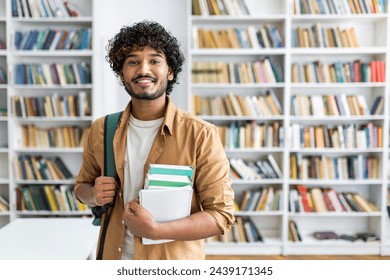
[0,0,9,228]
[0,0,95,227]
[189,0,390,256]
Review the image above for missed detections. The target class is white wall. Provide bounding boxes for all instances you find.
[93,0,189,117]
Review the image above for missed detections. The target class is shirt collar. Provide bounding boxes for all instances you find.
[120,95,175,136]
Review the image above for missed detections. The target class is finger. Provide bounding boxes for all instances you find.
[101,184,116,191]
[124,202,135,215]
[101,190,116,198]
[96,176,116,184]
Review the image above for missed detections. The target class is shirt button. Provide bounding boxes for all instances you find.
[118,247,122,252]
[122,220,125,224]
[119,193,122,197]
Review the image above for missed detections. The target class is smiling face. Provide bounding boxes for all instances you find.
[120,46,174,100]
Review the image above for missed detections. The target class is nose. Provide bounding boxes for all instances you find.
[136,60,151,75]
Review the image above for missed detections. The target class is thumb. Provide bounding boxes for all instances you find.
[126,200,141,213]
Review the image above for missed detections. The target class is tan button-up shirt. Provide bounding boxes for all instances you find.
[74,96,235,259]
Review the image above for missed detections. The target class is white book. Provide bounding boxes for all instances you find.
[244,95,257,116]
[198,0,209,15]
[311,95,325,116]
[49,30,63,51]
[42,63,53,85]
[340,94,351,116]
[267,154,283,178]
[248,26,261,49]
[337,124,345,148]
[250,96,263,116]
[139,186,193,244]
[356,94,370,115]
[290,123,301,149]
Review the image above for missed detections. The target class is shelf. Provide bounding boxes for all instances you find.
[10,17,93,23]
[191,48,286,55]
[189,0,390,256]
[15,210,91,216]
[14,147,84,153]
[291,47,388,55]
[15,179,76,185]
[291,14,388,22]
[11,50,94,57]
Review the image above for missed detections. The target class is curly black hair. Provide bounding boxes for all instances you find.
[106,20,185,94]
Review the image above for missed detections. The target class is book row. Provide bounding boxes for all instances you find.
[230,155,283,180]
[289,122,383,149]
[193,24,283,49]
[208,217,264,243]
[14,28,92,51]
[209,218,382,243]
[15,185,89,212]
[192,0,250,16]
[11,0,81,18]
[14,62,92,85]
[289,219,380,242]
[292,24,359,48]
[290,154,381,180]
[289,186,379,213]
[291,60,386,83]
[291,94,384,116]
[217,121,283,149]
[238,186,282,212]
[192,90,282,116]
[17,124,90,148]
[11,92,91,118]
[13,155,73,181]
[192,58,284,84]
[294,0,386,14]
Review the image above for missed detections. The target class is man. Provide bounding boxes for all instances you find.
[74,20,235,260]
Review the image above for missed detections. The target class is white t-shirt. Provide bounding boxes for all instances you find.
[121,115,163,260]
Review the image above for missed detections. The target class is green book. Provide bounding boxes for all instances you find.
[148,164,194,178]
[144,173,193,188]
[21,187,36,211]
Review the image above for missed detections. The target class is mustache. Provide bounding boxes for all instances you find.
[131,75,157,82]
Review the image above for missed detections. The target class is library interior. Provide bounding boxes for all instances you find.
[1,0,390,260]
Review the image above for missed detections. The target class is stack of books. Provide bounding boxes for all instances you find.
[140,164,194,244]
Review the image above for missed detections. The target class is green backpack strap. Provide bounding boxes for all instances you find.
[94,111,123,260]
[104,111,123,178]
[92,111,123,227]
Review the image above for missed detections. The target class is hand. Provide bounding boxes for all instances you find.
[123,200,158,239]
[93,176,116,206]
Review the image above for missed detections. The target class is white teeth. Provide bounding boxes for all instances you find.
[137,79,153,84]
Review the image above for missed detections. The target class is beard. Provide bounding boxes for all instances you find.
[123,75,169,100]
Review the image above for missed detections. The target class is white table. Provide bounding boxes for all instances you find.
[0,218,100,260]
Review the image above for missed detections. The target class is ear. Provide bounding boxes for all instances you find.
[168,68,174,81]
[119,72,125,84]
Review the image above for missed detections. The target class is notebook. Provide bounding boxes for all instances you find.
[139,185,193,245]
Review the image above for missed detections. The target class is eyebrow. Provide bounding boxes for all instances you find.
[126,52,164,59]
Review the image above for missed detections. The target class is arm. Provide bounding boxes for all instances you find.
[124,200,221,240]
[74,117,116,207]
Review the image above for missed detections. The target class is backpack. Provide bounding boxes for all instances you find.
[91,111,123,259]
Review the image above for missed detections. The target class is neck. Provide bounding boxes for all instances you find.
[130,95,167,121]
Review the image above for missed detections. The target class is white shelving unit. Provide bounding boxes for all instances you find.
[1,0,95,225]
[0,0,9,228]
[189,0,390,256]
